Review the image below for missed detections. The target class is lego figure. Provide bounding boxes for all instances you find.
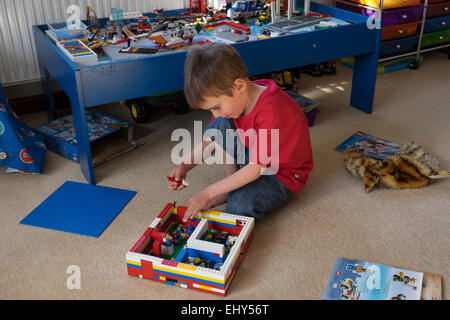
[339,278,360,300]
[346,263,368,274]
[172,224,194,244]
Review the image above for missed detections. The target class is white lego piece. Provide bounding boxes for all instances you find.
[187,218,209,243]
[187,239,225,257]
[193,283,226,294]
[149,217,161,229]
[109,11,145,21]
[161,244,174,256]
[126,251,164,265]
[304,0,310,15]
[219,216,254,277]
[288,0,293,20]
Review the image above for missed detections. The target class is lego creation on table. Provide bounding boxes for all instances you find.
[126,203,255,296]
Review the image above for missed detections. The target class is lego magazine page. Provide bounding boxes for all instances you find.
[335,131,403,160]
[323,257,424,300]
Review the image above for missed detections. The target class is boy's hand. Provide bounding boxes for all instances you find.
[168,164,189,191]
[183,189,213,222]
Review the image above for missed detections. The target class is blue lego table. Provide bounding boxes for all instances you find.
[33,3,381,185]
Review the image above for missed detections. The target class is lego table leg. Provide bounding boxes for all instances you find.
[43,68,56,120]
[70,72,95,184]
[350,48,380,114]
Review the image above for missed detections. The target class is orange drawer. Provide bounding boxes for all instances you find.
[381,21,421,40]
[346,0,421,10]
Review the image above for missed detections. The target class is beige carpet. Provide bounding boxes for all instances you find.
[1,52,449,300]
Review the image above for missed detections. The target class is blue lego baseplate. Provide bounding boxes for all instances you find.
[20,181,136,237]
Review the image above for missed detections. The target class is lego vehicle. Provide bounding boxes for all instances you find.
[148,22,195,49]
[339,278,360,300]
[121,91,190,124]
[227,0,263,21]
[393,272,417,289]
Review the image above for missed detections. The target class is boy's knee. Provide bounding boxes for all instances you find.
[226,199,268,222]
[225,175,294,222]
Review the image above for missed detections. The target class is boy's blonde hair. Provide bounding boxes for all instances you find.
[184,43,248,109]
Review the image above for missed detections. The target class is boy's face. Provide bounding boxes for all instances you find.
[199,79,249,119]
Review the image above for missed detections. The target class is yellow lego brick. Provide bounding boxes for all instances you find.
[160,276,166,281]
[178,263,197,271]
[194,215,236,226]
[126,260,141,267]
[199,209,221,216]
[197,284,213,291]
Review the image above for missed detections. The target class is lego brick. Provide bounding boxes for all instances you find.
[199,209,221,216]
[162,259,178,267]
[153,240,161,257]
[149,217,161,229]
[178,262,197,271]
[130,227,154,252]
[157,203,174,218]
[193,283,226,296]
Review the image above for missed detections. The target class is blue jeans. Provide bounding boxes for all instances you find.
[204,117,294,222]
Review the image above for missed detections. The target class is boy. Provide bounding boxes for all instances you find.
[168,43,313,222]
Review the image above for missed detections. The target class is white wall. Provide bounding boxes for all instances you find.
[0,0,187,86]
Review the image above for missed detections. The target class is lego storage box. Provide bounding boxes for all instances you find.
[33,110,131,163]
[126,203,255,296]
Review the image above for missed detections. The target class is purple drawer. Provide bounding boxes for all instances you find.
[337,2,424,26]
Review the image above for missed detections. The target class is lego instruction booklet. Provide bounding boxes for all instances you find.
[335,131,403,160]
[323,257,442,300]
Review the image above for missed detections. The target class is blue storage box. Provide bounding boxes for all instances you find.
[33,110,131,163]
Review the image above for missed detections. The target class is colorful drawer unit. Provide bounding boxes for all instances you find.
[337,2,424,26]
[381,20,421,40]
[346,0,421,10]
[424,14,450,32]
[420,28,450,47]
[126,203,255,296]
[426,1,449,18]
[379,35,420,55]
